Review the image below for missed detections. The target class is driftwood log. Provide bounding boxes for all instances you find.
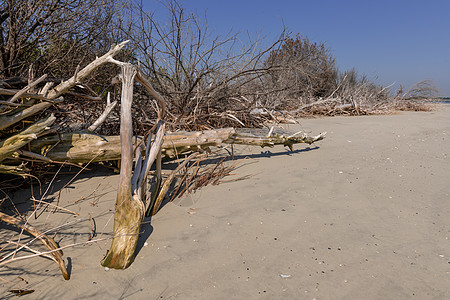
[25,128,325,164]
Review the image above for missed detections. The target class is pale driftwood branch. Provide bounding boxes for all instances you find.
[39,82,54,96]
[0,88,53,100]
[137,121,165,194]
[9,74,48,103]
[0,163,30,176]
[0,114,56,162]
[0,41,129,131]
[136,70,166,120]
[0,211,69,280]
[46,41,129,100]
[118,64,136,188]
[141,122,165,216]
[0,99,61,131]
[88,93,117,132]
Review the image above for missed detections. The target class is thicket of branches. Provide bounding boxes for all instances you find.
[264,35,338,100]
[0,0,123,77]
[1,0,439,137]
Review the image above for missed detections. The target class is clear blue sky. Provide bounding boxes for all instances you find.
[147,0,450,96]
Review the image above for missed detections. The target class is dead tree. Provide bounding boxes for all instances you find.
[99,61,167,268]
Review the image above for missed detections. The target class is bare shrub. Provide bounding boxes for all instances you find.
[0,0,122,78]
[262,35,338,106]
[333,69,390,110]
[0,0,137,139]
[399,80,440,99]
[258,38,396,116]
[391,80,439,112]
[114,0,283,130]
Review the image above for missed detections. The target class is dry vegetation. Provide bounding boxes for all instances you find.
[0,0,438,136]
[0,0,441,285]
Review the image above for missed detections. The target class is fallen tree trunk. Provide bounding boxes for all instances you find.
[229,128,326,151]
[28,128,325,164]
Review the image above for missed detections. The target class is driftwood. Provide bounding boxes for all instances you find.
[0,41,326,276]
[0,114,56,162]
[0,41,129,131]
[88,93,117,132]
[27,128,325,164]
[0,114,56,176]
[100,61,167,269]
[0,163,30,176]
[0,211,70,280]
[9,74,48,103]
[100,64,145,269]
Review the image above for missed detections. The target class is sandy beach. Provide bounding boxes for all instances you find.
[1,105,449,299]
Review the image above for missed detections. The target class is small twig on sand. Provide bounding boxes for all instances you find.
[30,197,79,216]
[54,155,98,213]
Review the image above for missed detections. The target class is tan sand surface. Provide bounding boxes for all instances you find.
[1,105,449,299]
